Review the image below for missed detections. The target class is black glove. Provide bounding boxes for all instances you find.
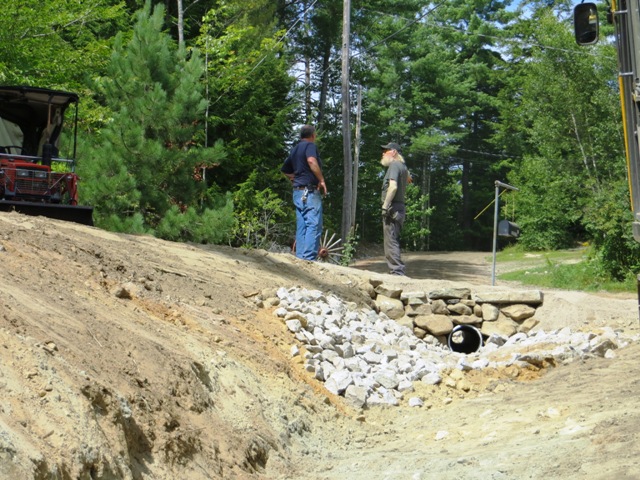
[381,207,390,219]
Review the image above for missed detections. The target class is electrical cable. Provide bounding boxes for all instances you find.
[209,0,319,106]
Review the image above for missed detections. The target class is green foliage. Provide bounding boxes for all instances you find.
[499,255,637,293]
[0,0,126,89]
[497,245,637,292]
[496,6,630,277]
[232,171,291,249]
[402,183,433,251]
[582,180,640,280]
[340,229,359,266]
[3,0,639,276]
[155,198,235,244]
[508,155,584,250]
[79,1,230,241]
[350,0,513,250]
[198,0,295,194]
[99,212,148,234]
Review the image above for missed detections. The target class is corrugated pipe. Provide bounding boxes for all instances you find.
[448,325,483,354]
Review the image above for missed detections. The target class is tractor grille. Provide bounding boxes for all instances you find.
[15,170,49,195]
[13,170,65,197]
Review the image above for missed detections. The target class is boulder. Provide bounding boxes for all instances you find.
[414,314,454,337]
[375,295,405,319]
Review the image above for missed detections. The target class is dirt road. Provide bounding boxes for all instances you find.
[353,250,496,283]
[0,212,639,479]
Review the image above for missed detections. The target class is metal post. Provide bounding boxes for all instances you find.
[637,274,640,325]
[491,181,519,286]
[491,184,499,286]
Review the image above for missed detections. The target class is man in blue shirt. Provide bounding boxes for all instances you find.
[281,125,327,260]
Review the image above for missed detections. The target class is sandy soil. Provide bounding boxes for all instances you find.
[0,212,639,479]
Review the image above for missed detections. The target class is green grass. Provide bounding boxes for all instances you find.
[495,246,638,293]
[495,247,586,265]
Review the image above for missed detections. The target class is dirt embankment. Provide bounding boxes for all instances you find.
[0,212,639,479]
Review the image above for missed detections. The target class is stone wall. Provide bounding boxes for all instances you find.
[365,278,544,347]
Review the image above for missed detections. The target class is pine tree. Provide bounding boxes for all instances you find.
[79,1,231,243]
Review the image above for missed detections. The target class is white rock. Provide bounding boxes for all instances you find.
[422,372,442,385]
[344,385,368,408]
[398,380,414,393]
[325,370,354,395]
[374,370,400,390]
[285,319,302,333]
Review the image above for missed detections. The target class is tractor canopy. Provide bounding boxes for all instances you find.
[0,86,93,226]
[0,86,79,159]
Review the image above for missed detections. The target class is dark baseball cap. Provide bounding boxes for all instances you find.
[381,142,402,153]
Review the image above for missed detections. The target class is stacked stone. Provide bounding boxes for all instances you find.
[273,286,460,408]
[264,285,633,409]
[371,280,544,346]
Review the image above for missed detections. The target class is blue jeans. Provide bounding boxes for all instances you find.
[293,189,323,260]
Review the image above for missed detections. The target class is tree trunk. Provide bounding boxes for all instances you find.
[351,86,361,229]
[421,155,431,251]
[317,42,331,130]
[176,0,184,47]
[304,1,311,122]
[340,0,352,243]
[305,56,311,122]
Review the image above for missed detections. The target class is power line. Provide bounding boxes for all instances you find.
[209,1,611,125]
[456,148,517,159]
[209,0,319,107]
[286,4,608,116]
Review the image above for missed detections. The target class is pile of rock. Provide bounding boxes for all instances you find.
[260,284,633,409]
[368,280,544,348]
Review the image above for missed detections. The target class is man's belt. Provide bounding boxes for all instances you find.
[294,185,317,190]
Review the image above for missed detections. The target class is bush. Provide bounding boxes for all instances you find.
[155,197,235,244]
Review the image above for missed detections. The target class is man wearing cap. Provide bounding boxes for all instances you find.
[281,125,327,260]
[380,142,409,276]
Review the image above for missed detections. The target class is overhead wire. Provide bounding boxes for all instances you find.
[209,0,319,106]
[303,2,612,98]
[207,0,608,139]
[212,0,448,110]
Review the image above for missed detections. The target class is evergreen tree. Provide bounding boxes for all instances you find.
[498,7,622,249]
[198,0,295,195]
[0,0,126,89]
[348,0,513,250]
[79,1,232,243]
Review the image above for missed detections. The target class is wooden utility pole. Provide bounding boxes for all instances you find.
[351,86,361,228]
[304,1,312,121]
[340,0,353,243]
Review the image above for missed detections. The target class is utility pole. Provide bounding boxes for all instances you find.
[340,0,352,243]
[304,0,311,121]
[351,85,361,231]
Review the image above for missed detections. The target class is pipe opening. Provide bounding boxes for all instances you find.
[448,325,483,354]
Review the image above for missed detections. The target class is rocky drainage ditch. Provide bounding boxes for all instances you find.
[256,280,634,408]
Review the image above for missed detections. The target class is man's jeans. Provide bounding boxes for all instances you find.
[293,189,323,260]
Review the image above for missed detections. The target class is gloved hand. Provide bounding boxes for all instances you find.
[381,207,391,219]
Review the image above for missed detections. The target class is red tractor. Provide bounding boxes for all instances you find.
[0,86,93,225]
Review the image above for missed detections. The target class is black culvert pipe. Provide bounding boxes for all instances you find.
[448,325,483,354]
